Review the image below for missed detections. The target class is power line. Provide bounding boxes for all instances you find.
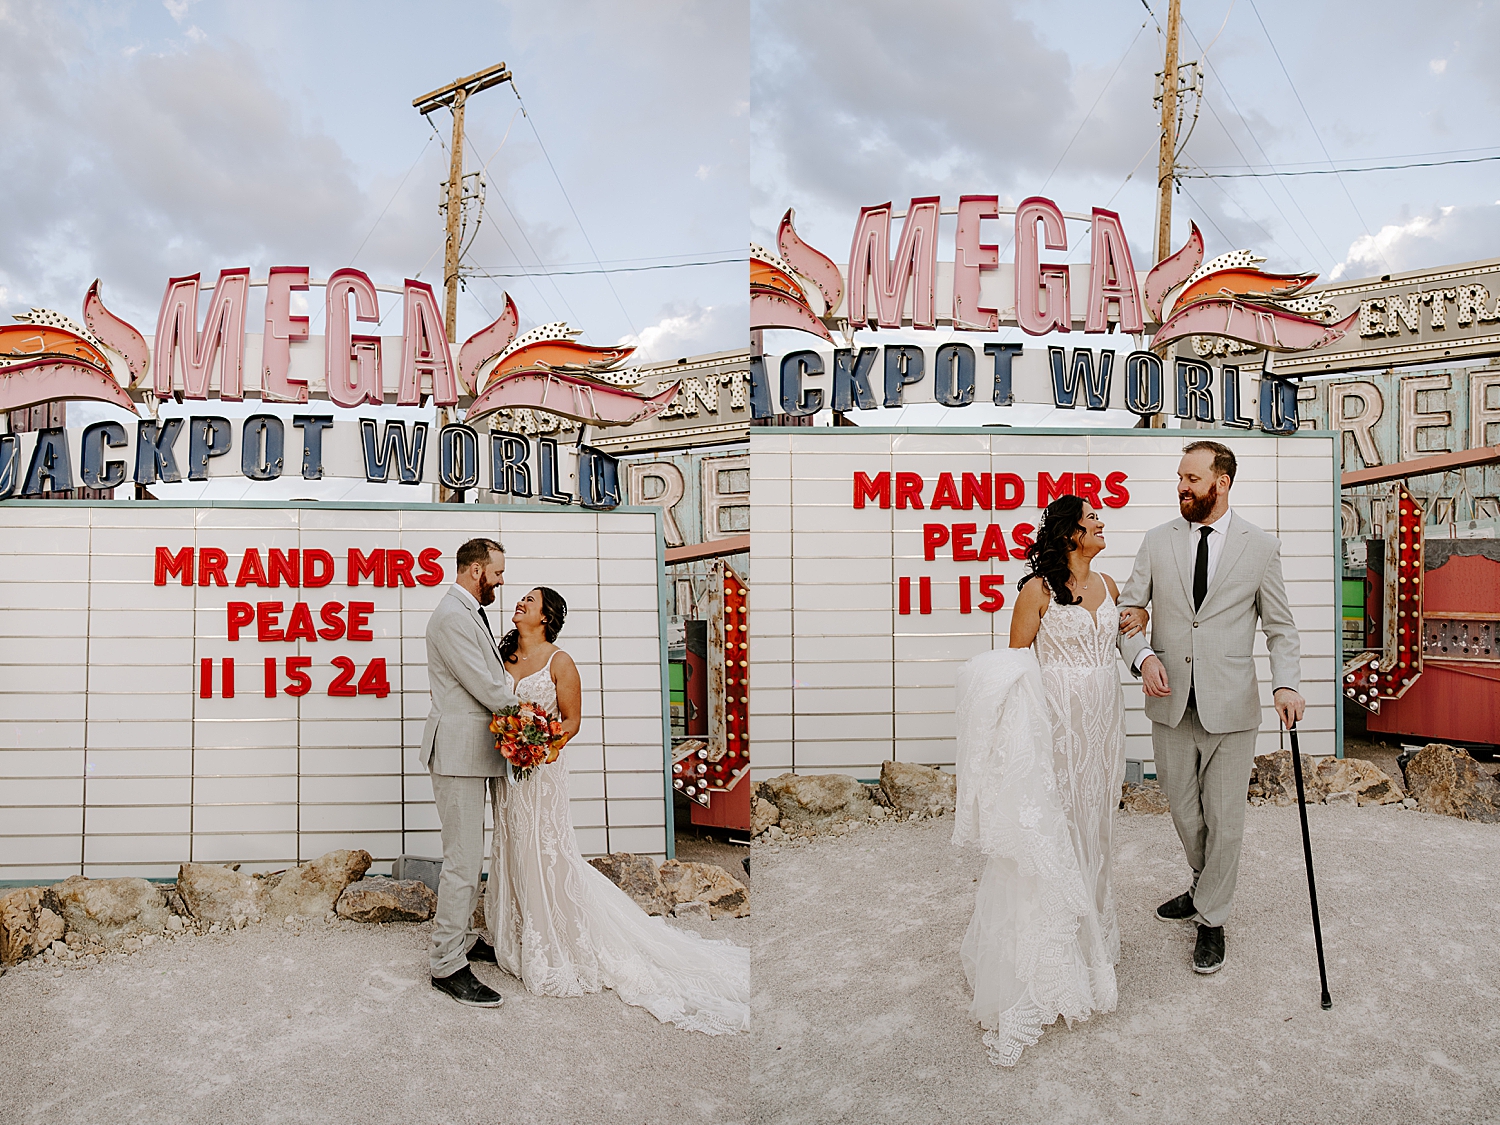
[509,82,646,354]
[1245,0,1390,270]
[1185,153,1500,178]
[1196,144,1500,170]
[465,257,747,278]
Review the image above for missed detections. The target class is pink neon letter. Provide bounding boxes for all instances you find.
[1085,208,1144,334]
[398,280,458,407]
[1014,197,1070,336]
[847,197,941,329]
[953,195,1000,331]
[262,266,311,403]
[326,268,383,408]
[154,268,251,398]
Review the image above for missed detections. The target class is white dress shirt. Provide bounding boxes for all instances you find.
[1131,507,1234,671]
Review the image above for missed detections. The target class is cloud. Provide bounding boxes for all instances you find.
[1430,58,1447,75]
[621,301,747,361]
[1329,203,1500,280]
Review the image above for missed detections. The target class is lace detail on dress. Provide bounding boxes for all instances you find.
[486,650,750,1035]
[952,591,1126,1067]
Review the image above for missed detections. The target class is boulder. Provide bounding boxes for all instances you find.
[263,850,373,919]
[751,797,780,837]
[1121,779,1171,814]
[177,864,267,925]
[0,888,66,966]
[335,877,437,923]
[1316,757,1404,806]
[1403,744,1500,823]
[589,852,671,915]
[672,901,711,921]
[759,772,874,831]
[878,760,957,818]
[45,876,168,946]
[1324,790,1358,807]
[1248,751,1330,806]
[658,859,750,920]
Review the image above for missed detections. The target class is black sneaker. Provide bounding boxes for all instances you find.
[467,937,497,963]
[1193,925,1225,974]
[431,965,503,1007]
[1155,892,1196,922]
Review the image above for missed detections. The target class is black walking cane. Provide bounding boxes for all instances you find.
[1285,721,1333,1010]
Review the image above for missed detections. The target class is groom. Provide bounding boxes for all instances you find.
[1117,441,1303,976]
[420,537,519,1007]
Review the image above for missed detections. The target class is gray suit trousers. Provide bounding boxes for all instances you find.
[1152,709,1258,928]
[428,769,492,977]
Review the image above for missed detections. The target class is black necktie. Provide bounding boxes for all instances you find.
[1193,526,1211,611]
[477,605,497,645]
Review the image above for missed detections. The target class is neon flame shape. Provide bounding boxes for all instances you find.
[777,208,844,314]
[1143,221,1204,323]
[750,240,832,342]
[83,280,150,387]
[467,371,680,427]
[458,292,519,395]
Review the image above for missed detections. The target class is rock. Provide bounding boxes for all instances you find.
[166,915,184,932]
[1324,789,1358,807]
[45,876,168,946]
[1316,757,1404,806]
[658,859,749,919]
[588,852,672,916]
[177,864,267,925]
[878,760,957,817]
[759,772,874,832]
[767,825,786,841]
[263,850,372,919]
[672,901,711,921]
[1403,797,1419,809]
[1121,779,1171,814]
[335,877,437,923]
[1403,744,1500,822]
[1248,751,1330,806]
[1,889,61,966]
[751,797,780,837]
[869,805,887,820]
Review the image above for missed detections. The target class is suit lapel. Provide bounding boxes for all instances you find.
[451,588,501,659]
[1201,516,1252,611]
[1170,518,1195,605]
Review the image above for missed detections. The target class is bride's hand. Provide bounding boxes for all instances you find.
[546,733,571,764]
[1119,606,1148,636]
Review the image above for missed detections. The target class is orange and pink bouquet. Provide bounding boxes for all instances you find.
[490,702,565,781]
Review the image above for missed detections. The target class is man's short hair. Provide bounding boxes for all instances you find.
[1183,440,1237,485]
[456,538,505,571]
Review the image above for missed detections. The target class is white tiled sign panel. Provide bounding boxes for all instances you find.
[0,502,669,881]
[750,428,1339,780]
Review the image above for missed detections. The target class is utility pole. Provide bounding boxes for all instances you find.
[1154,0,1181,265]
[413,62,513,341]
[413,62,513,499]
[1150,0,1182,428]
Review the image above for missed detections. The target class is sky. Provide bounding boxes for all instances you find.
[0,0,748,364]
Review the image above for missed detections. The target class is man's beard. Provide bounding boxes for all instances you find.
[1179,486,1218,523]
[477,578,498,605]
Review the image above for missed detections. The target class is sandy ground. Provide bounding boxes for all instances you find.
[749,805,1500,1125]
[1,911,749,1125]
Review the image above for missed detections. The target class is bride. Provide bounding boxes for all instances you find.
[952,495,1141,1066]
[484,585,750,1035]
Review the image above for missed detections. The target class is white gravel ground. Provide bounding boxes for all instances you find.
[1,913,748,1125]
[749,804,1500,1125]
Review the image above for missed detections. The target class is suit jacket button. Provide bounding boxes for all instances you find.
[1185,656,1191,662]
[1193,622,1199,628]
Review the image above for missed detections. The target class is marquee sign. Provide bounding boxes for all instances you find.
[746,427,1340,780]
[0,501,675,880]
[752,205,1359,431]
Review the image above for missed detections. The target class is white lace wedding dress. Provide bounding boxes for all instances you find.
[485,651,750,1034]
[952,591,1125,1066]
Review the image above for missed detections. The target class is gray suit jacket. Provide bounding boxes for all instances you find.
[1117,512,1301,734]
[420,585,520,776]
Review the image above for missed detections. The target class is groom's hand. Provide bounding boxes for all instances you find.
[1140,655,1171,697]
[1274,688,1305,729]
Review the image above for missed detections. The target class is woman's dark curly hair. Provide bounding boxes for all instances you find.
[1017,495,1089,605]
[499,586,568,664]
